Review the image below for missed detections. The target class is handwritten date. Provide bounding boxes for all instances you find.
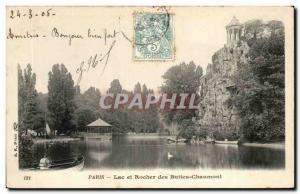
[9,8,55,19]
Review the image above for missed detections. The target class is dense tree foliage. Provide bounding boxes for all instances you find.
[160,61,203,137]
[161,62,203,124]
[76,109,96,131]
[74,86,101,131]
[18,64,44,168]
[47,64,76,135]
[129,82,162,133]
[107,79,122,94]
[233,20,285,142]
[98,79,162,134]
[18,64,45,134]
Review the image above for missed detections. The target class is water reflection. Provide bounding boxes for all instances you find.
[31,136,285,169]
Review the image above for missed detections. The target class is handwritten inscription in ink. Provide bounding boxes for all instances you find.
[9,8,56,20]
[7,7,171,85]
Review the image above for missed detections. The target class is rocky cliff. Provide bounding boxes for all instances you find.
[198,41,249,132]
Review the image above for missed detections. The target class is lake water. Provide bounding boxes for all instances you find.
[32,136,285,169]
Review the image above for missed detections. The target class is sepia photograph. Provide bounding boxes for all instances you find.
[6,6,294,188]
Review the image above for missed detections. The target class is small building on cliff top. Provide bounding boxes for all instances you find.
[198,17,249,134]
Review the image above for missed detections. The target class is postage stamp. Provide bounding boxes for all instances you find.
[133,12,174,60]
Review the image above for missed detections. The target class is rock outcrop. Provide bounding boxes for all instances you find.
[198,17,249,132]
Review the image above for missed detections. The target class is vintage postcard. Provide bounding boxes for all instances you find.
[6,6,294,189]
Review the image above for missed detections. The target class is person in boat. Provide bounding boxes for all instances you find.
[39,154,52,169]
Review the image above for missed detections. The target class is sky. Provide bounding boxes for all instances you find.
[6,6,292,94]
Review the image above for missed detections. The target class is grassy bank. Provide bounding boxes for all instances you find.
[241,142,285,150]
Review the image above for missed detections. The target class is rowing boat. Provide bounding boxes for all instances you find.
[215,140,239,145]
[28,156,85,171]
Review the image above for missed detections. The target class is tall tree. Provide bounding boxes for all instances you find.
[101,79,128,133]
[74,87,101,131]
[18,65,25,124]
[18,64,41,134]
[23,92,39,134]
[47,64,76,135]
[133,82,142,93]
[160,61,203,125]
[142,84,148,95]
[233,20,285,142]
[107,79,122,94]
[243,19,264,44]
[18,64,39,168]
